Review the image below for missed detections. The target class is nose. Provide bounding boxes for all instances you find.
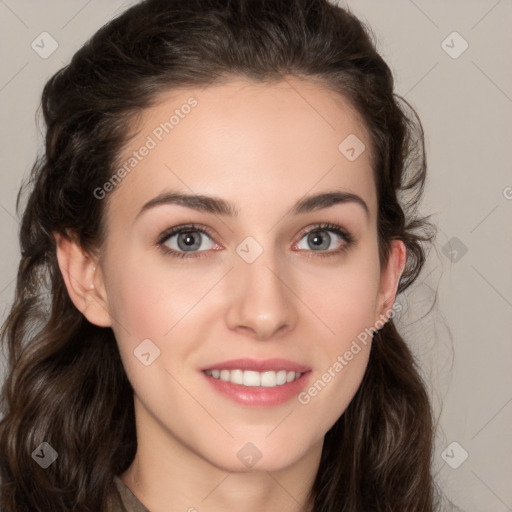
[225,249,298,340]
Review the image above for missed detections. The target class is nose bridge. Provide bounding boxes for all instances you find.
[225,238,298,339]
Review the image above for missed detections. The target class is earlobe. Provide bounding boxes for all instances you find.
[54,232,112,328]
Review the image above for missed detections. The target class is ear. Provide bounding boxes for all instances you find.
[375,239,406,321]
[54,232,112,327]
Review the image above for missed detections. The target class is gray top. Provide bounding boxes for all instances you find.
[105,476,465,512]
[105,475,150,512]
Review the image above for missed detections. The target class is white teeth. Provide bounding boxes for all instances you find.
[231,369,243,385]
[276,370,287,385]
[261,371,276,387]
[204,369,303,387]
[243,370,260,387]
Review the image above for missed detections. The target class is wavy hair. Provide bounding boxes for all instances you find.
[0,0,437,510]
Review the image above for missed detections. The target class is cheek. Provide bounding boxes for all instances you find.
[103,258,216,414]
[105,250,213,337]
[324,267,380,340]
[294,278,378,436]
[104,247,244,394]
[293,243,380,411]
[297,243,381,347]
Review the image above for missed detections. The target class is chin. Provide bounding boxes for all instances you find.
[204,439,312,474]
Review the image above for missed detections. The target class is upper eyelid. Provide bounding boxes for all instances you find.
[157,224,216,244]
[294,223,349,238]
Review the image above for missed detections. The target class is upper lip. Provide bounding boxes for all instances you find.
[200,358,311,373]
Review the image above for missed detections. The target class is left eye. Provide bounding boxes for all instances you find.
[295,229,345,251]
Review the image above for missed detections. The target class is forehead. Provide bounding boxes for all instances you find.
[104,77,376,226]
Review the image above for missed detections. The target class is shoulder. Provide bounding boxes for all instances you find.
[108,475,150,512]
[104,476,128,512]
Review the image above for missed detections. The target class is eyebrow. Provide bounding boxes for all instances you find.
[136,190,369,220]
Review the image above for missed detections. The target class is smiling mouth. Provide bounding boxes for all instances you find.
[203,369,304,388]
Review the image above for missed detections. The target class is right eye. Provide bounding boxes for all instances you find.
[157,224,222,259]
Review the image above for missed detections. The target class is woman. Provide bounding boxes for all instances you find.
[0,0,440,510]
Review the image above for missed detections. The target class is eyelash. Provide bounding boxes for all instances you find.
[156,222,355,260]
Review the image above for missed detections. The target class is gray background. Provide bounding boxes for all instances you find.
[0,1,511,510]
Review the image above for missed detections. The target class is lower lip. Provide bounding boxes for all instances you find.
[202,371,312,407]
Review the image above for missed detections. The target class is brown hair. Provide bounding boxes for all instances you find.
[0,0,437,510]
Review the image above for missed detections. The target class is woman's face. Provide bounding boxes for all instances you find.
[82,78,403,473]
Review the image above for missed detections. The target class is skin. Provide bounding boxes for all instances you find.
[55,77,406,512]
